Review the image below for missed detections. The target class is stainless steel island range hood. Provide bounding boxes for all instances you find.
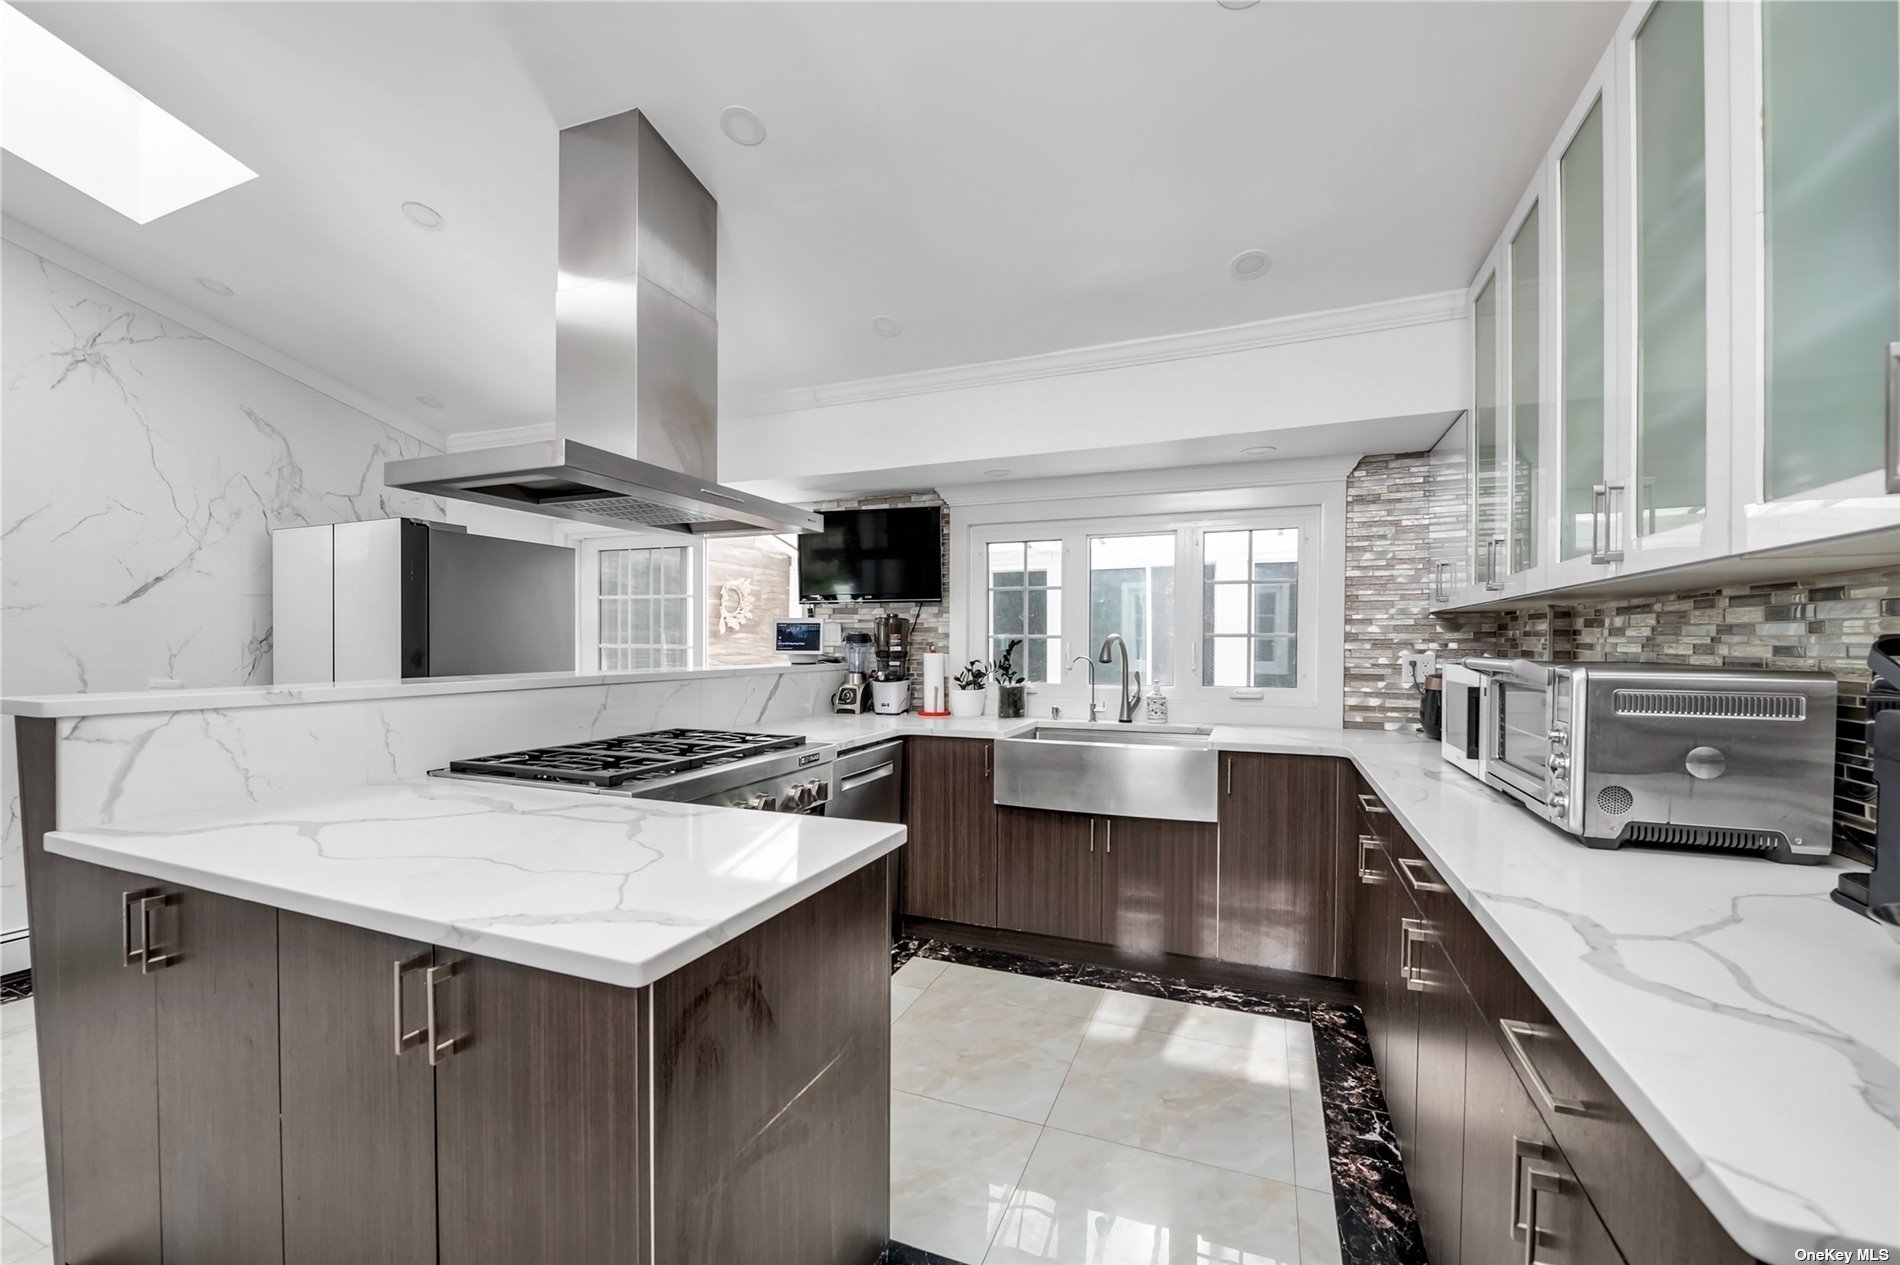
[387,111,820,536]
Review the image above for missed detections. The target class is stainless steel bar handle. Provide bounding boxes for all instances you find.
[1397,856,1448,895]
[1356,792,1388,816]
[1105,820,1112,855]
[1225,756,1232,796]
[1089,818,1095,853]
[1484,537,1506,591]
[392,955,428,1056]
[1401,918,1432,991]
[138,894,176,973]
[1356,835,1384,882]
[425,961,459,1066]
[1433,560,1451,603]
[984,744,991,778]
[1509,1136,1543,1238]
[122,889,146,966]
[1590,483,1626,563]
[1398,915,1418,985]
[1521,1167,1563,1265]
[1886,341,1900,494]
[1498,1018,1588,1116]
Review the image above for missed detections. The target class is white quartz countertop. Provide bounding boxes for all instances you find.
[0,662,842,719]
[772,713,1900,1257]
[44,779,905,989]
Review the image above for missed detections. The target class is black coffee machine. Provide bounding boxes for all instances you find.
[1834,634,1900,934]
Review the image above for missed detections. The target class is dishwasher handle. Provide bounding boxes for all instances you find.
[839,762,896,792]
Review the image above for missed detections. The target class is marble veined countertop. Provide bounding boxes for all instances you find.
[775,713,1900,1258]
[44,779,905,989]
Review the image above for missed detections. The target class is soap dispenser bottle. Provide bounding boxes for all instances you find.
[1143,681,1168,724]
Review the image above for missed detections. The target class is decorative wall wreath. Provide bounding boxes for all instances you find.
[718,577,756,632]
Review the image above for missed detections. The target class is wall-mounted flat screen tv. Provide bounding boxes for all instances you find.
[798,507,943,603]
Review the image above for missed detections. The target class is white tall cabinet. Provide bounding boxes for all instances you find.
[1438,0,1900,611]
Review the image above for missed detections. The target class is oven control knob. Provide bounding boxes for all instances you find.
[1547,752,1570,774]
[743,793,775,811]
[782,782,813,813]
[1549,793,1569,816]
[1548,728,1569,747]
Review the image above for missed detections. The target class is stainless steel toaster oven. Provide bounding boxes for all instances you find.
[1466,660,1837,863]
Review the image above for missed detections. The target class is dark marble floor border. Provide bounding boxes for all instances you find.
[0,968,31,1004]
[891,937,1428,1265]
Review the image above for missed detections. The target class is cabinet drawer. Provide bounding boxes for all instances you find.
[1458,922,1750,1265]
[1351,776,1398,843]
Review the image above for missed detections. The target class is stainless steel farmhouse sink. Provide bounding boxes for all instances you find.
[993,724,1219,822]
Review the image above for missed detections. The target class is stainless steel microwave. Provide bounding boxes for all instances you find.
[1462,660,1837,864]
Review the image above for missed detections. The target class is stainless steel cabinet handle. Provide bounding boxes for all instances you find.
[1521,1166,1564,1264]
[425,961,459,1066]
[392,955,429,1056]
[122,889,147,966]
[138,893,176,973]
[839,764,895,792]
[1499,1018,1588,1116]
[1356,835,1386,882]
[1590,482,1625,564]
[983,744,991,778]
[1432,560,1451,603]
[1089,818,1095,853]
[1510,1136,1544,1239]
[1225,756,1232,796]
[1484,537,1506,591]
[1401,918,1432,991]
[1356,792,1388,816]
[1105,820,1112,856]
[1886,341,1900,494]
[1396,856,1448,895]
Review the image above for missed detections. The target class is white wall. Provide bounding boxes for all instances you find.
[721,294,1466,491]
[0,238,447,969]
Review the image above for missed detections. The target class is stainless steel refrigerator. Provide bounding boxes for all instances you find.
[272,519,575,684]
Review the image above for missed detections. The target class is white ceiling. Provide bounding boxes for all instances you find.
[5,1,1621,441]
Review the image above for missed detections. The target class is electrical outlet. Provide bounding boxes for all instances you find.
[1399,650,1436,689]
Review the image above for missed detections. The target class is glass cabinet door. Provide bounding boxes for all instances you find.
[1759,0,1900,501]
[1633,0,1708,539]
[1560,98,1611,563]
[1509,203,1541,575]
[1473,272,1505,588]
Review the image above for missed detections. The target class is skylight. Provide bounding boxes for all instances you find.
[0,4,256,224]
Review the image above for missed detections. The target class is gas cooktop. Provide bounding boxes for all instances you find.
[446,728,808,790]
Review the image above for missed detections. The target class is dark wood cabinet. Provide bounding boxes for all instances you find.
[46,858,283,1265]
[279,914,438,1265]
[996,807,1102,942]
[1409,929,1467,1265]
[1103,815,1217,958]
[46,854,162,1265]
[1216,752,1340,974]
[902,737,998,926]
[153,886,283,1265]
[435,951,648,1265]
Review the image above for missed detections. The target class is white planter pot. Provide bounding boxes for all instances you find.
[947,688,986,718]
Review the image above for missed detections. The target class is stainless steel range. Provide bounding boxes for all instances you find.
[432,728,834,814]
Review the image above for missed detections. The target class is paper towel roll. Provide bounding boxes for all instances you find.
[920,651,949,716]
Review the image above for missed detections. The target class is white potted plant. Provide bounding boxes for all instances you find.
[949,659,989,717]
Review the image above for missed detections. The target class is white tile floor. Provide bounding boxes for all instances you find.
[1,999,52,1265]
[890,958,1341,1265]
[0,964,1346,1265]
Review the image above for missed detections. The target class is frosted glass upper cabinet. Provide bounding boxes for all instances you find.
[1728,0,1900,553]
[1612,0,1734,576]
[1540,49,1627,591]
[1496,184,1547,597]
[1467,247,1509,599]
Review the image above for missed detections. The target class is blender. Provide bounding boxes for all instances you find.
[871,614,912,714]
[832,633,875,714]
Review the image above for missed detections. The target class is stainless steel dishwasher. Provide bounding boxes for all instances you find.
[828,739,904,822]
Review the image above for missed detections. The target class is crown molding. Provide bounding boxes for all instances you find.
[729,289,1467,419]
[1,215,446,451]
[937,454,1360,508]
[443,422,557,452]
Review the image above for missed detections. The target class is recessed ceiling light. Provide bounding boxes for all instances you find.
[0,6,256,224]
[1229,249,1273,281]
[195,276,234,297]
[1242,445,1278,455]
[401,201,444,230]
[1217,0,1261,9]
[414,395,444,410]
[984,470,1011,478]
[871,315,902,338]
[719,106,767,147]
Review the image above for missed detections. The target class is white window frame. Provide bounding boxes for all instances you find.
[964,507,1325,719]
[577,533,706,673]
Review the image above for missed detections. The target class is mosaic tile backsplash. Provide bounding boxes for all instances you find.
[1344,453,1899,859]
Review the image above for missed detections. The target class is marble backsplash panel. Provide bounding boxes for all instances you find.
[50,669,846,834]
[2,237,445,958]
